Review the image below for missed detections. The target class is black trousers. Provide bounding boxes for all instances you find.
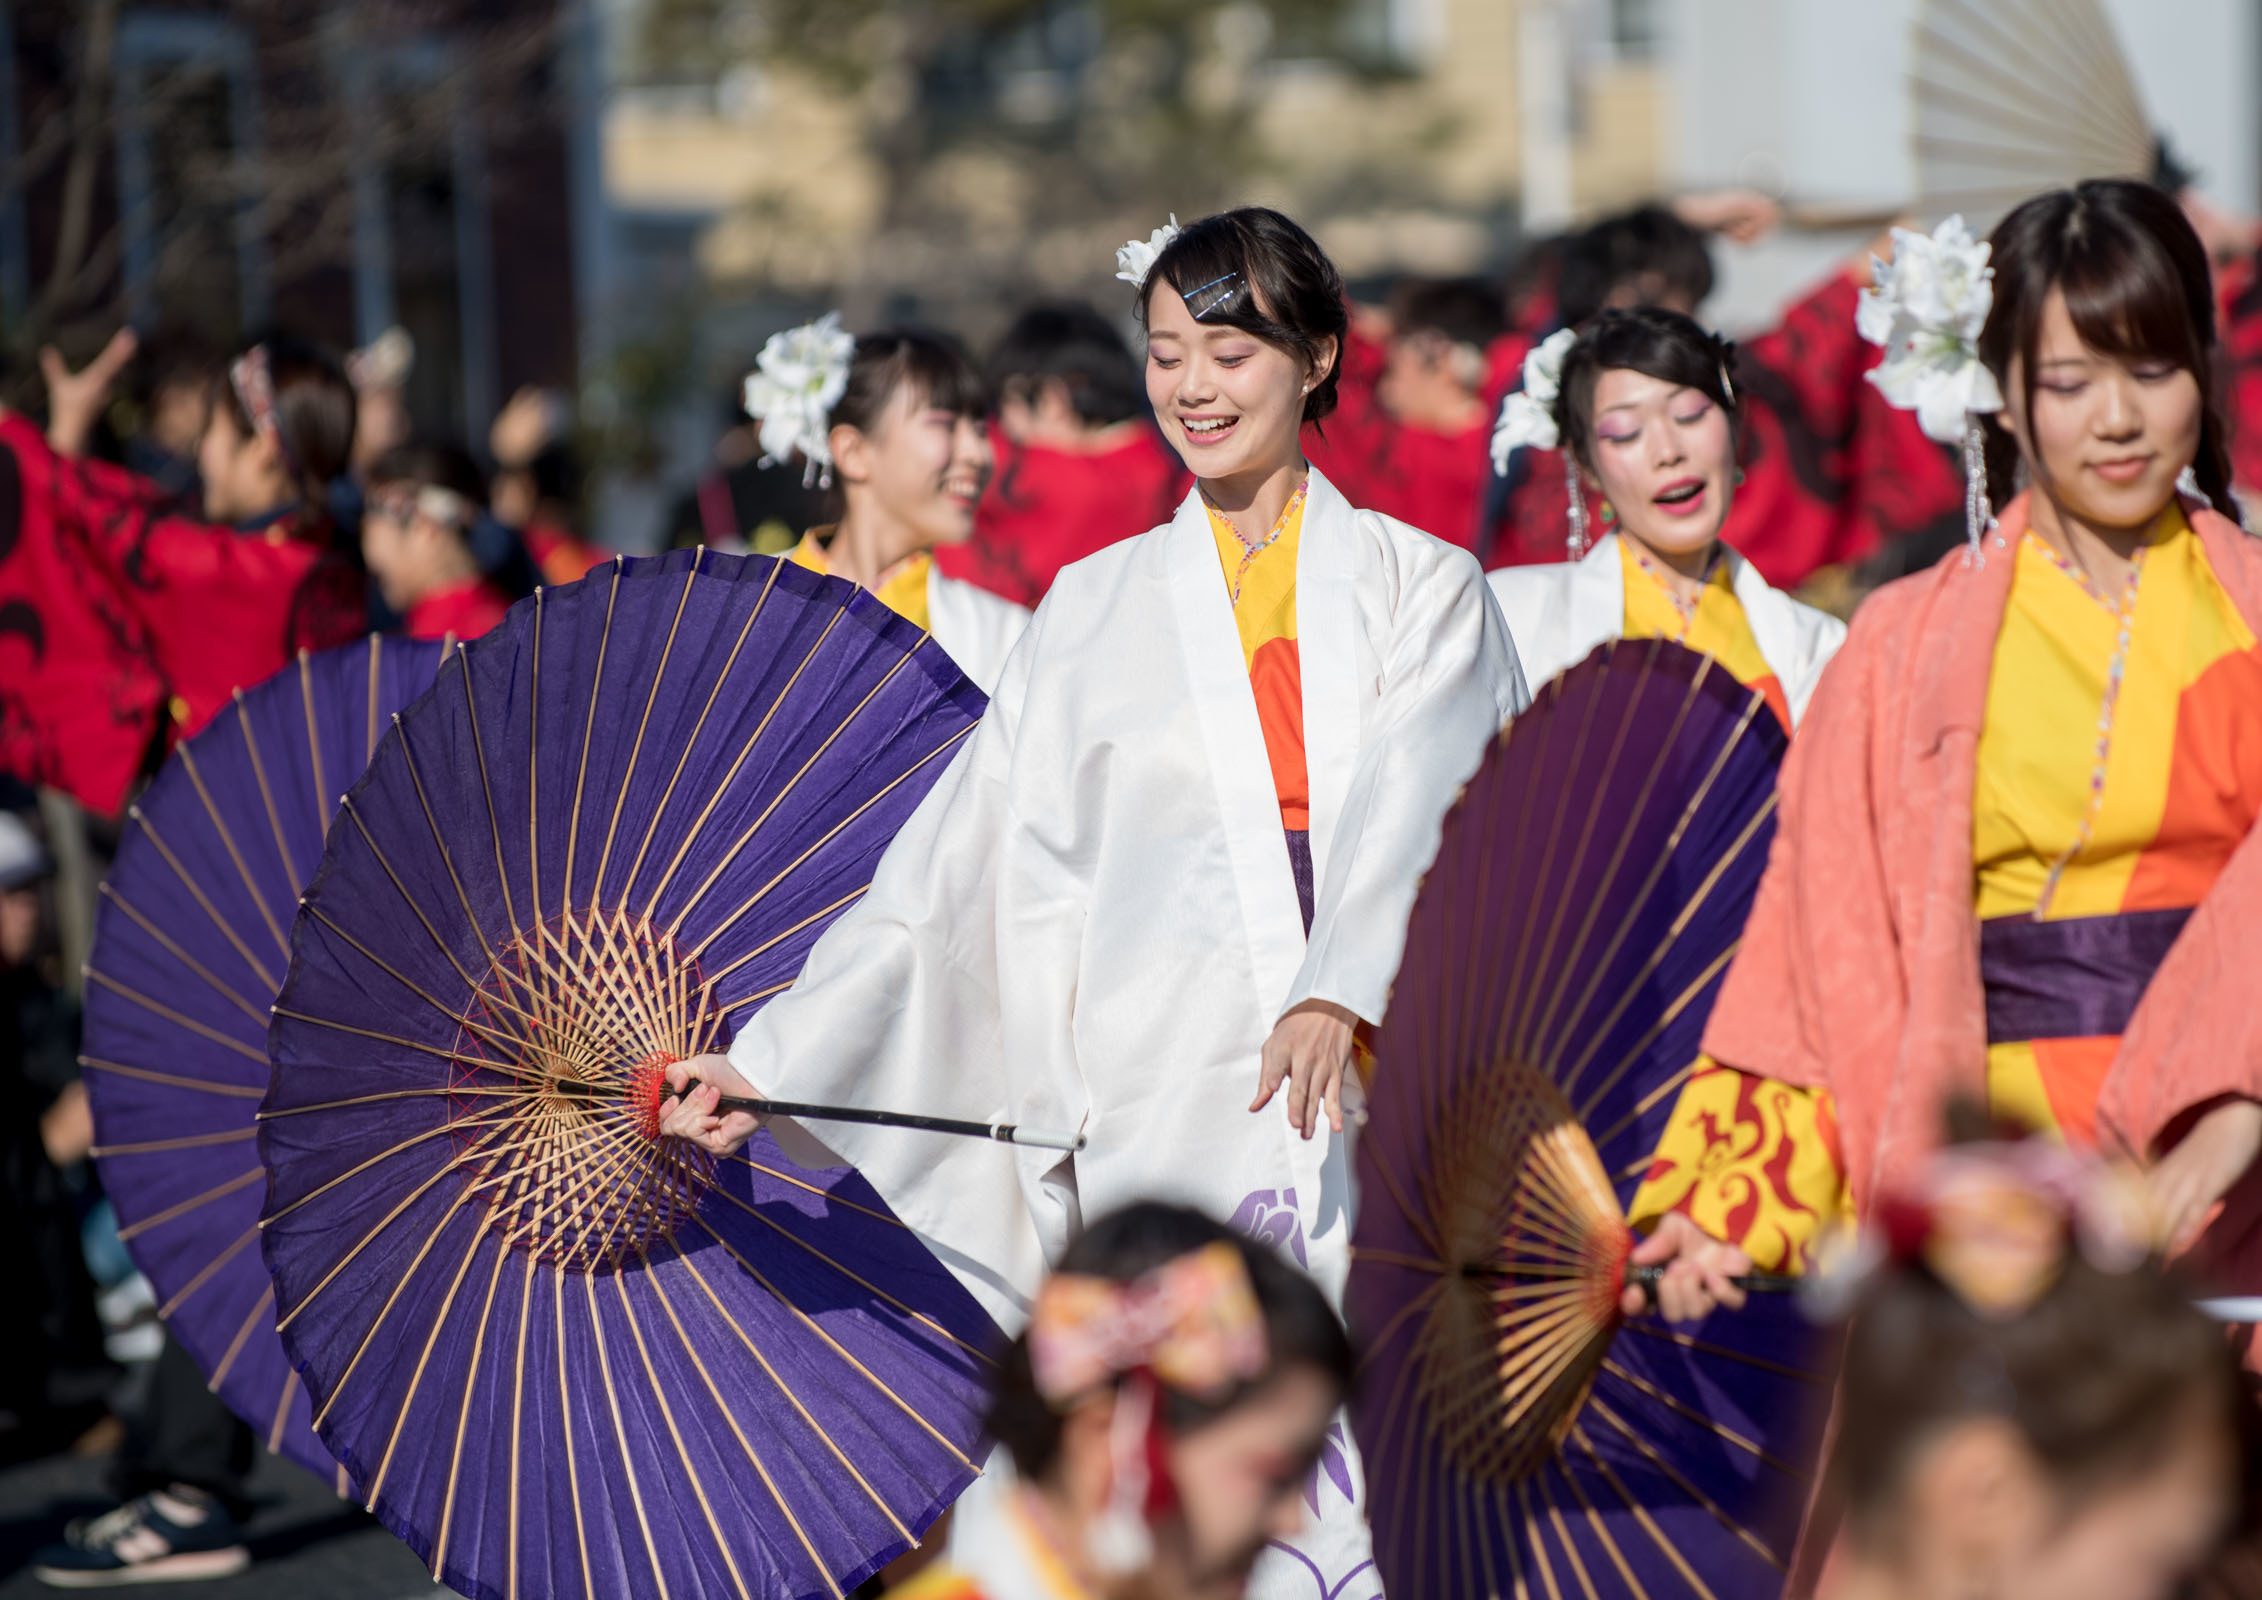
[118,1335,253,1518]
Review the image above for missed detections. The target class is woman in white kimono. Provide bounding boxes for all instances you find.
[665,208,1526,1596]
[1487,307,1843,729]
[744,315,1030,691]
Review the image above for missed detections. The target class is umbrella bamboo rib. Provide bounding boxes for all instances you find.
[638,607,852,925]
[156,1222,261,1318]
[230,690,304,900]
[1567,1423,1717,1599]
[82,970,266,1067]
[507,1251,535,1600]
[262,1105,520,1232]
[1620,1322,1825,1382]
[701,1184,994,1367]
[611,1268,766,1600]
[93,1125,258,1157]
[688,1214,978,1462]
[579,1272,673,1600]
[115,813,279,995]
[552,1268,595,1600]
[592,560,701,902]
[115,1166,265,1243]
[561,568,623,917]
[268,1370,301,1457]
[366,1204,497,1506]
[696,890,867,992]
[298,653,328,841]
[80,1056,264,1099]
[458,649,523,943]
[93,885,270,1029]
[433,1238,516,1582]
[1596,1360,1804,1477]
[1585,1396,1786,1567]
[617,560,782,911]
[669,1242,916,1541]
[204,1284,274,1392]
[1549,1446,1650,1599]
[175,744,293,962]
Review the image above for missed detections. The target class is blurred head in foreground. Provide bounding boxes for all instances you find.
[977,1202,1352,1600]
[1824,1134,2249,1600]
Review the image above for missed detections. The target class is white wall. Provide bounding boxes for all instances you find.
[1662,0,2261,330]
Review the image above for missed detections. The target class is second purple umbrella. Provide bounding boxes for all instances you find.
[84,634,455,1488]
[262,550,1001,1600]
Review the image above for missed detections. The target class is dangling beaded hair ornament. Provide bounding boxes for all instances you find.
[1027,1240,1270,1575]
[1858,215,2006,562]
[742,311,858,489]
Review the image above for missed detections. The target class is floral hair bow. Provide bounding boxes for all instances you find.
[1861,1140,2150,1320]
[1029,1240,1270,1405]
[1115,216,1182,289]
[742,312,858,489]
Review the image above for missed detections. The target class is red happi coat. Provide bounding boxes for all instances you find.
[0,415,362,814]
[1484,270,1966,589]
[936,421,1187,606]
[1303,323,1497,550]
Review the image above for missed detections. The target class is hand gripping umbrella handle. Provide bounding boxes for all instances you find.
[710,1095,1086,1152]
[1623,1265,1801,1294]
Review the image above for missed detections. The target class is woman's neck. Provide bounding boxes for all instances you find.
[825,496,929,589]
[2024,482,2165,590]
[1625,531,1719,606]
[1199,455,1310,548]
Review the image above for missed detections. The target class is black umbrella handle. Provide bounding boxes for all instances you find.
[1624,1265,1800,1294]
[711,1095,1085,1153]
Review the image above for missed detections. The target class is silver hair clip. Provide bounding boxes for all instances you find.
[1182,272,1249,320]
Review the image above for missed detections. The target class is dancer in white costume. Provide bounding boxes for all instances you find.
[743,314,1029,691]
[1487,307,1843,729]
[666,208,1526,1597]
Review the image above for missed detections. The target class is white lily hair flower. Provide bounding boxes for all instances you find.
[1489,327,1580,472]
[1115,216,1182,287]
[1859,215,2005,445]
[743,311,858,487]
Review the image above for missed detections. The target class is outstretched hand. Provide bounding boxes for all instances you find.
[1253,1000,1360,1140]
[40,327,137,458]
[655,1051,765,1156]
[1619,1211,1753,1322]
[2150,1097,2262,1257]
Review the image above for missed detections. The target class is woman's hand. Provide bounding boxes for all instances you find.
[1252,1000,1360,1139]
[1618,1211,1754,1322]
[2149,1098,2262,1256]
[40,328,137,458]
[655,1051,765,1156]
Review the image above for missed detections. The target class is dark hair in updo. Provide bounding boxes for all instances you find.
[983,1202,1354,1485]
[1979,180,2240,523]
[826,327,985,436]
[1135,207,1348,424]
[1555,306,1740,476]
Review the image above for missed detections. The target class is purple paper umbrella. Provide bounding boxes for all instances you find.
[262,551,1002,1600]
[84,635,458,1488]
[1350,639,1834,1600]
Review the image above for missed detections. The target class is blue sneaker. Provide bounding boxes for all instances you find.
[32,1489,250,1587]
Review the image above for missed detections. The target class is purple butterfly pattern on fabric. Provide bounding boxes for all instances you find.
[1262,1543,1383,1600]
[1229,1186,1308,1268]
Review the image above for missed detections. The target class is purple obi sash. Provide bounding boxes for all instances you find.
[1978,906,2194,1044]
[1285,828,1315,935]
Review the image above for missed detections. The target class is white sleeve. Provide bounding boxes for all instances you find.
[1285,546,1528,1026]
[726,631,1082,1331]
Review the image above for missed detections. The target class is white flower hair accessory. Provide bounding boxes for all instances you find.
[1859,215,2007,556]
[1115,216,1181,288]
[742,312,858,488]
[1859,216,2004,445]
[1488,327,1579,472]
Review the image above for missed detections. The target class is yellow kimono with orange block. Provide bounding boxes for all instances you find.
[1618,540,1794,734]
[1631,507,2262,1269]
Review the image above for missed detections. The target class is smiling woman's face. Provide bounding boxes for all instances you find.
[1143,284,1329,485]
[1582,366,1736,561]
[2005,287,2202,532]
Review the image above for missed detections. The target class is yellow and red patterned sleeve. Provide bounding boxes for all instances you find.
[1625,1059,1853,1273]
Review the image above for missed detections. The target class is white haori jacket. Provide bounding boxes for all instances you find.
[731,469,1526,1599]
[1485,532,1846,725]
[925,563,1030,695]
